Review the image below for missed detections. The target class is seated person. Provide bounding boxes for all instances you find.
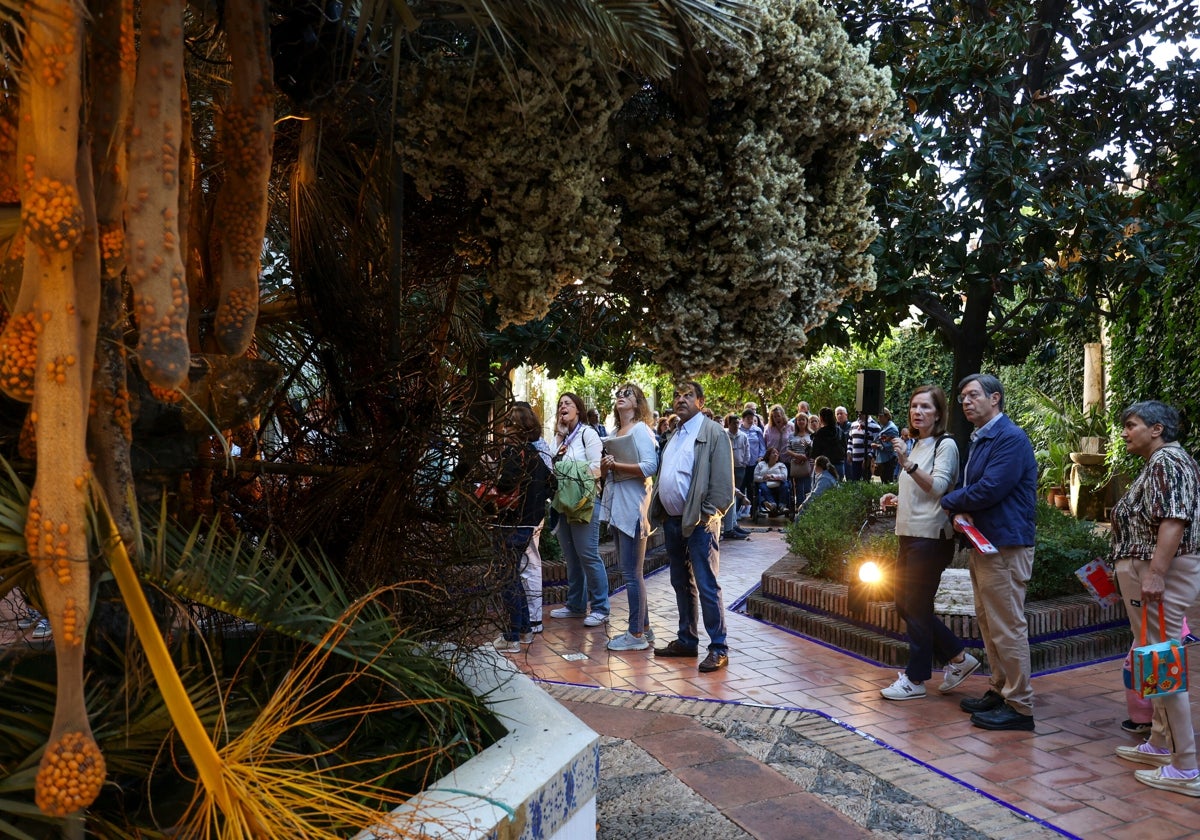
[796,455,839,517]
[754,447,791,515]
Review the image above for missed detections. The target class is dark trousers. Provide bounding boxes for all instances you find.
[494,526,535,640]
[895,535,962,683]
[662,515,727,653]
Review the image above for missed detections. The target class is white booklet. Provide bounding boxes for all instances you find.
[602,433,641,481]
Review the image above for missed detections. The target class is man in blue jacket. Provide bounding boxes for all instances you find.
[941,374,1038,732]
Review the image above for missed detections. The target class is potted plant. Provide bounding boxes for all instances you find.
[1021,390,1112,518]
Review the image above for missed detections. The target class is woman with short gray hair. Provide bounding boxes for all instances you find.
[1111,399,1200,796]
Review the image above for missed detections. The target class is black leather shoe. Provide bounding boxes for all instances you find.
[698,650,729,672]
[654,640,699,658]
[722,530,750,541]
[970,703,1035,732]
[959,690,1004,714]
[733,526,751,536]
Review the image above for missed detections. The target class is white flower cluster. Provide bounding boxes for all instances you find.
[615,0,898,382]
[396,46,628,327]
[396,1,898,382]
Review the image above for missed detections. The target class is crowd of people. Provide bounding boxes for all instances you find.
[481,375,1200,798]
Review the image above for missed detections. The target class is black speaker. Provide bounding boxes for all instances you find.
[856,369,885,416]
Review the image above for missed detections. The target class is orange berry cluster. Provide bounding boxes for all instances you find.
[147,381,183,403]
[46,353,76,386]
[218,103,270,179]
[99,223,124,263]
[30,31,75,88]
[133,271,188,383]
[0,311,42,401]
[35,731,106,817]
[59,596,82,646]
[25,497,72,584]
[23,177,84,252]
[216,285,257,344]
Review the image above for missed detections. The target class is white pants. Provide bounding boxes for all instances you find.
[521,524,544,624]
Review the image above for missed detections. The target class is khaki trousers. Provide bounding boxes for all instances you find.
[1116,554,1200,769]
[968,545,1035,715]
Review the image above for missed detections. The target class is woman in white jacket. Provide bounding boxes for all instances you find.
[878,385,978,701]
[754,448,790,516]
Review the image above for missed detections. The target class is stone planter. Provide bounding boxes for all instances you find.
[355,649,599,840]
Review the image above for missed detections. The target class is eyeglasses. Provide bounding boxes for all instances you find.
[613,388,634,399]
[957,391,989,404]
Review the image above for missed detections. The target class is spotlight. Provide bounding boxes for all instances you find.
[846,555,892,617]
[858,560,883,585]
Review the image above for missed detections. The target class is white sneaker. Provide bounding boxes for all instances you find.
[31,618,53,640]
[938,652,981,693]
[583,612,609,627]
[607,632,650,651]
[880,672,925,701]
[492,635,521,653]
[549,607,586,619]
[17,611,42,630]
[529,622,543,634]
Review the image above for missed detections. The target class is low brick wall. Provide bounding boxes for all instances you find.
[744,554,1133,674]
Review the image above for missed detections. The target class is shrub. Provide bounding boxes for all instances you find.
[785,481,894,580]
[787,488,1110,603]
[1029,500,1111,601]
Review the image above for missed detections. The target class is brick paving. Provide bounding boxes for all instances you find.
[504,525,1200,839]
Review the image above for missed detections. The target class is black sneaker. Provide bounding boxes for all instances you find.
[960,689,1004,714]
[1121,719,1152,735]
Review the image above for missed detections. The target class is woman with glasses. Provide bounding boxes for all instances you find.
[1110,400,1200,796]
[597,384,659,651]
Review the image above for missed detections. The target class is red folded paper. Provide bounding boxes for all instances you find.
[953,516,999,554]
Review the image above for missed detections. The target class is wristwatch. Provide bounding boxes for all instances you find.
[905,462,919,475]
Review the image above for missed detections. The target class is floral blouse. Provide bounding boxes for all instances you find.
[1111,442,1200,562]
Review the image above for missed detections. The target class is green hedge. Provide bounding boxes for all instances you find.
[784,481,894,580]
[786,486,1110,601]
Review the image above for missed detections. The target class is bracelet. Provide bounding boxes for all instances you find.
[905,462,919,475]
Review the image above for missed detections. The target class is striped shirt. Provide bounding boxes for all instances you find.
[1111,442,1200,562]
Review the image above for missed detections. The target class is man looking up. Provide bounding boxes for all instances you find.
[941,374,1038,732]
[651,381,734,673]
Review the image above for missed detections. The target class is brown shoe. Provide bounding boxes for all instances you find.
[698,650,728,672]
[654,640,699,658]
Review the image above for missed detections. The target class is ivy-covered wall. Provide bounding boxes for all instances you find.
[1107,148,1200,446]
[1108,268,1200,445]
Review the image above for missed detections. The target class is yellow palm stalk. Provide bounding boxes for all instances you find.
[101,503,463,839]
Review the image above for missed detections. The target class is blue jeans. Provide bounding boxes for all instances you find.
[895,536,961,683]
[662,516,726,653]
[791,474,812,508]
[556,514,609,616]
[494,526,535,641]
[613,527,648,635]
[757,481,790,509]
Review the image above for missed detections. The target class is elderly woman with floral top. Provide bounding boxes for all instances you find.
[1110,400,1200,797]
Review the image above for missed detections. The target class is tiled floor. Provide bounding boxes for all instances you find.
[505,526,1200,839]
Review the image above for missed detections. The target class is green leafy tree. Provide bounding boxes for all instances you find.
[816,0,1200,438]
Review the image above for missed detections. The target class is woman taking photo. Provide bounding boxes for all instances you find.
[878,385,979,701]
[548,393,610,626]
[1110,400,1200,796]
[597,383,659,651]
